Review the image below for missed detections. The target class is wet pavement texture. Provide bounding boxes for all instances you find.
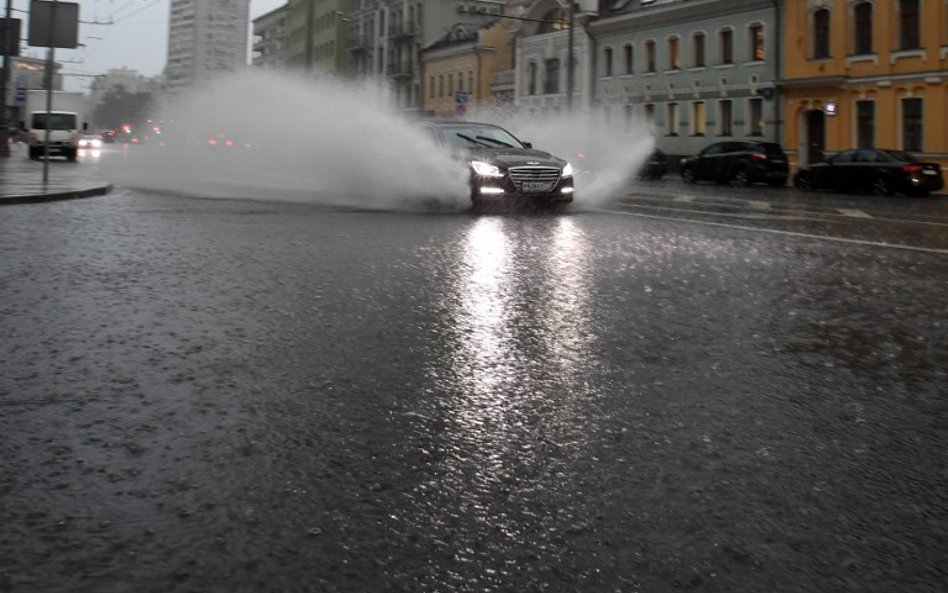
[1,188,946,593]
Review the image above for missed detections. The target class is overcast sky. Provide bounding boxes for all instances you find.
[8,0,286,92]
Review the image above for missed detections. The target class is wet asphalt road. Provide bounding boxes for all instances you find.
[1,180,946,593]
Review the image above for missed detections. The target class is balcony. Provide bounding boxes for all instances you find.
[347,35,371,52]
[388,23,417,42]
[386,62,414,79]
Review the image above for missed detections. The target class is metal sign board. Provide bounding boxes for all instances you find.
[0,18,22,56]
[28,1,80,49]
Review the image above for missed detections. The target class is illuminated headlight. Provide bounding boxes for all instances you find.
[471,161,503,177]
[89,139,102,148]
[562,162,574,178]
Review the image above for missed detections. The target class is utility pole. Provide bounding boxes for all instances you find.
[566,1,574,111]
[0,0,13,157]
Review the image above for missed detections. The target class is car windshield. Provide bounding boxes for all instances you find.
[879,149,916,163]
[31,113,77,130]
[440,125,524,150]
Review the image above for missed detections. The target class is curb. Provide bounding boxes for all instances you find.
[0,183,114,206]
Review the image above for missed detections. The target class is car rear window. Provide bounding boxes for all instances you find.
[755,143,786,156]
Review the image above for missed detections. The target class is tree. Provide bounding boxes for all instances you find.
[92,84,153,131]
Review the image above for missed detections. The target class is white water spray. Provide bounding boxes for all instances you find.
[102,70,655,211]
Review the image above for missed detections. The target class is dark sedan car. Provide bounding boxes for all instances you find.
[793,148,944,197]
[680,140,789,187]
[421,121,574,208]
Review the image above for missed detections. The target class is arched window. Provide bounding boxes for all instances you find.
[899,0,920,49]
[854,2,873,55]
[537,9,568,33]
[545,58,560,94]
[813,9,830,58]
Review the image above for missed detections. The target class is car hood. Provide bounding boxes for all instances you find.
[465,147,567,168]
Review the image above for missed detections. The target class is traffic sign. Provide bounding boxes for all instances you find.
[455,90,468,104]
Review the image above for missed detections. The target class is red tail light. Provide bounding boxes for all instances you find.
[902,164,923,173]
[751,153,767,161]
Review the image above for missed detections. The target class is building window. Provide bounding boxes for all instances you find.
[468,71,474,94]
[668,37,680,69]
[719,99,733,136]
[692,101,706,135]
[693,32,706,67]
[813,9,830,58]
[749,24,765,61]
[749,97,763,135]
[544,58,560,94]
[645,103,655,123]
[900,0,920,49]
[857,100,875,148]
[429,76,434,98]
[720,29,733,64]
[439,74,444,97]
[624,104,634,132]
[667,102,680,136]
[902,98,923,151]
[448,73,454,95]
[854,2,873,55]
[604,47,614,76]
[645,40,656,72]
[623,44,633,74]
[528,62,537,95]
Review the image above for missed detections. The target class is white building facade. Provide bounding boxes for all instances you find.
[166,0,251,94]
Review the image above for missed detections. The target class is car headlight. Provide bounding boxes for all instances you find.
[562,162,574,178]
[471,161,503,177]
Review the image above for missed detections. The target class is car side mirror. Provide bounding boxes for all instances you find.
[523,142,532,149]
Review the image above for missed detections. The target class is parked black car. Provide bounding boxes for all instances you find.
[638,148,668,180]
[793,148,944,197]
[421,121,574,208]
[680,141,789,187]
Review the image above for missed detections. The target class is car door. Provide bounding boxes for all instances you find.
[693,143,724,181]
[826,150,857,191]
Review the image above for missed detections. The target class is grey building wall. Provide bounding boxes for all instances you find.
[166,0,251,94]
[589,0,780,158]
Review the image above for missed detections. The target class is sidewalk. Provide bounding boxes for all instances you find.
[0,143,113,205]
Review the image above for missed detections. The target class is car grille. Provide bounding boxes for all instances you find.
[508,166,561,190]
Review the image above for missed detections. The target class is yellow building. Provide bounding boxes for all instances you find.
[420,19,513,118]
[782,0,948,187]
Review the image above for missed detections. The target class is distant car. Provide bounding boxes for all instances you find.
[793,148,944,197]
[78,134,102,149]
[680,141,789,187]
[421,121,574,208]
[638,148,668,180]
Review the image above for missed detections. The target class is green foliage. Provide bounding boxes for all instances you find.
[93,84,153,130]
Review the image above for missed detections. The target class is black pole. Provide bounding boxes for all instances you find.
[566,1,574,111]
[0,0,13,157]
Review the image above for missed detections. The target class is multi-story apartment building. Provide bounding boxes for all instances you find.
[253,3,289,69]
[512,0,598,112]
[165,0,251,94]
[782,0,948,173]
[286,0,349,74]
[347,0,506,110]
[420,18,514,117]
[589,0,781,159]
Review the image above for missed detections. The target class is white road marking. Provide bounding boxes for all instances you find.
[749,200,771,210]
[673,195,694,203]
[837,208,873,218]
[599,208,948,256]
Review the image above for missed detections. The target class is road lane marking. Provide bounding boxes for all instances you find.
[598,208,948,255]
[838,208,872,218]
[673,195,695,203]
[749,200,771,210]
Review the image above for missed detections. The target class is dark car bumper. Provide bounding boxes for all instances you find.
[903,172,944,193]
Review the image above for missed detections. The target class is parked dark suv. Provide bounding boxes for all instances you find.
[680,141,789,187]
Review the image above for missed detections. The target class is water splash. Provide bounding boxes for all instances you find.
[102,70,654,211]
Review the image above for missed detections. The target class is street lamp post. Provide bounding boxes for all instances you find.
[566,1,574,111]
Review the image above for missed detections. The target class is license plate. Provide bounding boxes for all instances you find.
[923,170,937,175]
[522,181,553,192]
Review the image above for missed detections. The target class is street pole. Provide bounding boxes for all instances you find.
[0,0,13,157]
[566,1,574,111]
[42,0,59,184]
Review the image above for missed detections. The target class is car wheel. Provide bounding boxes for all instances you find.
[873,177,892,196]
[680,168,696,184]
[730,169,752,187]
